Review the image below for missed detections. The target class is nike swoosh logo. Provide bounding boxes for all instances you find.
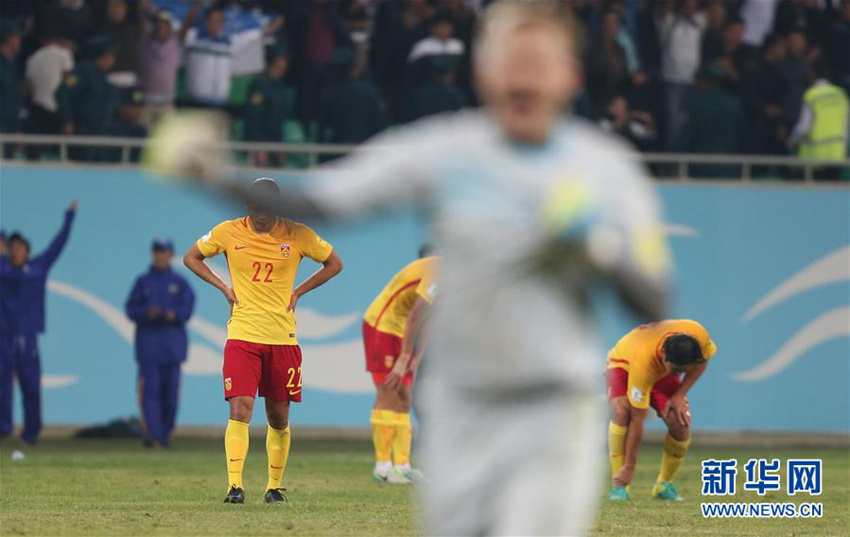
[234,245,248,250]
[270,465,283,469]
[229,458,243,462]
[288,389,302,396]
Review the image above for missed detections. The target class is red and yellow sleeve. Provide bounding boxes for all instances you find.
[298,225,333,263]
[197,222,230,258]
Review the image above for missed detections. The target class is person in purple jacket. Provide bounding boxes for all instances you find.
[125,238,195,448]
[0,201,77,444]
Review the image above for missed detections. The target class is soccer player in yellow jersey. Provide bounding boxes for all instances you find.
[605,319,717,501]
[183,178,343,504]
[362,251,437,484]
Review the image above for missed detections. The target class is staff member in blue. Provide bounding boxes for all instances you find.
[125,238,195,448]
[0,201,77,444]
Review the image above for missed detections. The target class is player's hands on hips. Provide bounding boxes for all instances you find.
[147,306,161,320]
[287,291,300,312]
[667,394,691,427]
[614,464,635,487]
[164,310,177,322]
[68,200,78,212]
[222,287,239,307]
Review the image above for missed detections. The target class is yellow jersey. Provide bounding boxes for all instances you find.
[606,319,717,408]
[196,216,333,345]
[363,257,438,338]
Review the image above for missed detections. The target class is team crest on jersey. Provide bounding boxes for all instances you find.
[385,356,394,369]
[224,377,233,391]
[280,244,291,258]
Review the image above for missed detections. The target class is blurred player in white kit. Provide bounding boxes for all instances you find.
[159,2,672,534]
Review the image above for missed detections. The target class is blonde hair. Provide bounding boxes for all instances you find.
[474,0,584,65]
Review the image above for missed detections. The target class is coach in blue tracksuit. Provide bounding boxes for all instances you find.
[125,238,195,448]
[0,202,77,444]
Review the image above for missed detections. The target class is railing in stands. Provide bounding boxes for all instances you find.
[0,134,848,183]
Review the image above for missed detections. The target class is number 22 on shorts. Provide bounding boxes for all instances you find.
[287,367,302,394]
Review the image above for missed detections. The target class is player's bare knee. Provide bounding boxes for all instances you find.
[268,416,289,430]
[264,400,290,430]
[610,398,630,425]
[228,397,254,422]
[396,387,412,413]
[667,419,690,442]
[374,385,392,410]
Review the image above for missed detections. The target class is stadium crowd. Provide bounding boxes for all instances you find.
[0,0,848,170]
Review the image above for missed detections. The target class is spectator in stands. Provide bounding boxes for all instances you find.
[105,87,147,163]
[370,0,432,121]
[438,0,477,92]
[56,36,118,160]
[712,17,749,93]
[657,0,707,150]
[743,33,789,156]
[408,55,465,121]
[25,34,74,134]
[98,0,143,85]
[788,61,849,178]
[439,0,475,47]
[24,33,74,160]
[740,0,780,50]
[597,94,657,152]
[0,21,23,139]
[407,13,465,94]
[678,64,747,178]
[634,0,662,72]
[773,0,828,52]
[184,6,262,107]
[318,47,384,146]
[408,13,464,65]
[342,0,370,33]
[138,4,201,129]
[780,29,811,125]
[829,0,850,94]
[603,0,644,81]
[292,0,352,126]
[245,46,293,167]
[585,9,630,113]
[701,0,727,63]
[42,0,95,47]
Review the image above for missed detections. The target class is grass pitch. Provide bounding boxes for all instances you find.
[0,436,847,536]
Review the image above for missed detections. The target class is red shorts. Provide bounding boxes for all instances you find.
[223,340,303,403]
[605,368,681,416]
[362,321,414,387]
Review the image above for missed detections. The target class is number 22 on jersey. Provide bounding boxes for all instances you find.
[251,261,274,283]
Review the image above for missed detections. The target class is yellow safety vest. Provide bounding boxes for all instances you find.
[798,83,849,161]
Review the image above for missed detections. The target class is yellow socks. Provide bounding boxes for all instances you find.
[371,410,413,467]
[266,424,291,491]
[658,433,691,483]
[391,412,412,466]
[608,421,628,478]
[224,419,250,489]
[370,410,396,464]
